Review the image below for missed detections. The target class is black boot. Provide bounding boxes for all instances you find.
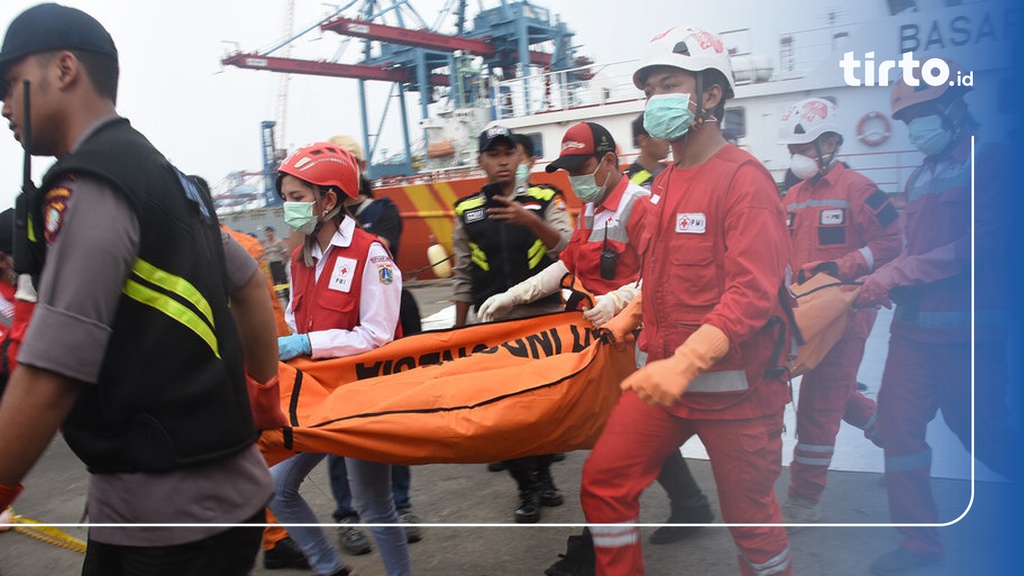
[649,494,715,545]
[545,529,596,576]
[514,487,541,523]
[536,466,564,507]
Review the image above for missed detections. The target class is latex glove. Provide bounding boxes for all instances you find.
[621,324,730,407]
[278,334,312,361]
[478,291,518,323]
[584,282,640,327]
[478,261,570,322]
[0,483,23,512]
[599,292,644,345]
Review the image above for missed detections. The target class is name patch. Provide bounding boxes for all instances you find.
[329,257,358,293]
[676,213,706,234]
[465,208,485,223]
[820,209,845,225]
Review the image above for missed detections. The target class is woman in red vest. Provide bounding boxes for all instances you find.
[270,142,409,576]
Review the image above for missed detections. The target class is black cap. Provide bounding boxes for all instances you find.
[0,4,118,79]
[546,122,616,173]
[478,125,516,153]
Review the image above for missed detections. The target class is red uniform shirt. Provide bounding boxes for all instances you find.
[785,162,902,338]
[559,174,648,295]
[638,144,791,419]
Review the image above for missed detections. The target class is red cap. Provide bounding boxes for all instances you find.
[546,122,616,172]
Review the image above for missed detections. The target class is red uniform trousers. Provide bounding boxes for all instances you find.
[788,335,879,503]
[877,335,1014,558]
[581,391,791,576]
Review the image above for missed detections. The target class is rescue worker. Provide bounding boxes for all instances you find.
[326,133,423,552]
[624,114,670,190]
[858,59,1018,575]
[0,5,278,574]
[271,142,410,576]
[777,97,902,528]
[478,121,713,575]
[451,125,572,523]
[579,25,793,576]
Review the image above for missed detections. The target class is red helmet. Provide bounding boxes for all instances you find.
[890,58,971,121]
[276,142,360,200]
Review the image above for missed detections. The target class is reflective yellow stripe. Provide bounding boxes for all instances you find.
[454,196,485,216]
[468,242,490,271]
[526,185,556,201]
[27,220,36,242]
[123,279,221,358]
[526,239,546,269]
[131,258,215,328]
[629,170,652,186]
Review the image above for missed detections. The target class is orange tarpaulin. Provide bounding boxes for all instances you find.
[259,312,635,466]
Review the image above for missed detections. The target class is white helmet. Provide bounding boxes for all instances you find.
[778,98,843,145]
[632,25,736,98]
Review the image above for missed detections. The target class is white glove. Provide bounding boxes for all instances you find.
[477,291,518,323]
[583,281,640,327]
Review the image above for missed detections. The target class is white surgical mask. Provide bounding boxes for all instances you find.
[790,154,821,181]
[515,163,530,184]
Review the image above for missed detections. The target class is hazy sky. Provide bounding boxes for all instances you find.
[0,0,874,208]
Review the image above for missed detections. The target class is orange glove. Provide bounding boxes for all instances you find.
[621,324,730,407]
[599,292,643,345]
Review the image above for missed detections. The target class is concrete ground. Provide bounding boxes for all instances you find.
[0,279,1016,575]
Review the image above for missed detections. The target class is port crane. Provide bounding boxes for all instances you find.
[222,0,585,179]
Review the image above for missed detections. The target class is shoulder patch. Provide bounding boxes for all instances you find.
[43,185,74,244]
[377,263,395,285]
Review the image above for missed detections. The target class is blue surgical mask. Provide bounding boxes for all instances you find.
[643,93,695,141]
[907,115,952,157]
[283,201,319,235]
[569,161,611,203]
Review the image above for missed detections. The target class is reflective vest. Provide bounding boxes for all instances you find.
[453,185,562,308]
[33,118,253,473]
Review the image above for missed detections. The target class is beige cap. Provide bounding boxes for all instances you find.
[328,135,364,163]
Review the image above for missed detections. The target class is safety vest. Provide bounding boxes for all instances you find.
[625,161,664,190]
[453,185,562,308]
[33,117,253,473]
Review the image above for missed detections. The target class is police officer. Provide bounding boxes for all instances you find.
[624,114,670,190]
[451,125,572,523]
[0,5,278,574]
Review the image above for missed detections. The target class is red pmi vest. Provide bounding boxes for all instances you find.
[290,227,379,335]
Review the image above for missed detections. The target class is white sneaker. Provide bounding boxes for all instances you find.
[781,497,821,533]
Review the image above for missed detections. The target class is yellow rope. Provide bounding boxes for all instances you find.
[8,513,87,554]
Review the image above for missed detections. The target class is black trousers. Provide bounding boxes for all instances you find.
[81,509,265,576]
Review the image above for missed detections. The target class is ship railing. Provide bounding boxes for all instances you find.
[492,60,644,121]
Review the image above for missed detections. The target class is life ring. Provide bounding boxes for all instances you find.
[856,111,891,147]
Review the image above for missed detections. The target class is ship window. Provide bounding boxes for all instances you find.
[724,107,746,139]
[522,132,543,159]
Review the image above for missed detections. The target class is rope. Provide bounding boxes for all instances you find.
[402,253,454,278]
[4,513,87,554]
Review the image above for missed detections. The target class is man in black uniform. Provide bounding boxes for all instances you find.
[451,125,572,523]
[624,114,669,190]
[0,5,278,575]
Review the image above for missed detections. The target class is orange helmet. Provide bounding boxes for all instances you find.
[890,58,971,121]
[276,142,360,200]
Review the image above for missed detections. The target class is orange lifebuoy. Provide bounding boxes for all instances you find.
[856,111,891,147]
